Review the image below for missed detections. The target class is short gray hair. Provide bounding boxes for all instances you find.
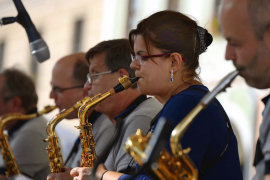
[249,0,270,39]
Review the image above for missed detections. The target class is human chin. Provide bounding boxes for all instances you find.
[245,72,268,89]
[138,83,153,95]
[137,79,147,93]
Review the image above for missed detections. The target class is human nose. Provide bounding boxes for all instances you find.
[225,44,236,61]
[130,57,140,70]
[49,90,56,99]
[83,81,92,95]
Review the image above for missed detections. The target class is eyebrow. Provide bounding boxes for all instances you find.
[136,50,148,55]
[225,37,232,42]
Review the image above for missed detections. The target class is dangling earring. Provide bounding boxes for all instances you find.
[170,69,174,82]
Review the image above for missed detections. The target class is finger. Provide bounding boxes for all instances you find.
[82,167,92,176]
[47,173,56,180]
[70,167,80,177]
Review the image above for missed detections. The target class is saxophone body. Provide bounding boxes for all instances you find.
[77,98,96,167]
[44,96,91,173]
[125,129,196,180]
[78,75,138,167]
[0,105,56,177]
[125,70,239,180]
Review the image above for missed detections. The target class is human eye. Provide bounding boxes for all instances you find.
[228,39,240,47]
[141,55,150,61]
[52,86,62,93]
[91,74,99,80]
[229,42,239,47]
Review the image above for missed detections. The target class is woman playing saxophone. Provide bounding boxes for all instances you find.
[74,10,243,180]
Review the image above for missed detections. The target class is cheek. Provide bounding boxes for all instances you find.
[235,48,252,65]
[90,84,108,97]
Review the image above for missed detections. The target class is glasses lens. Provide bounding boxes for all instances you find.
[131,55,143,64]
[51,86,61,93]
[131,54,136,61]
[87,73,91,84]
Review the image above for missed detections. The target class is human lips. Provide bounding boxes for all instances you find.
[233,63,245,76]
[135,72,142,79]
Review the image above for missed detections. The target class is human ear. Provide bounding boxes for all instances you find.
[6,96,23,113]
[170,53,184,72]
[117,68,130,78]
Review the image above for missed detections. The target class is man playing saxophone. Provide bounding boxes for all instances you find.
[47,53,114,180]
[219,0,270,179]
[0,68,51,180]
[70,39,162,179]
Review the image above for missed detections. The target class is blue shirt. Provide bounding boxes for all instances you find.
[119,85,242,180]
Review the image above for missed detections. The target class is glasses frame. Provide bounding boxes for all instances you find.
[131,53,171,65]
[51,84,84,94]
[86,70,113,84]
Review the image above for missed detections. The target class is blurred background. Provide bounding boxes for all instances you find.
[0,0,268,179]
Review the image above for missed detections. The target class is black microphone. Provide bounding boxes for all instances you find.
[1,0,50,63]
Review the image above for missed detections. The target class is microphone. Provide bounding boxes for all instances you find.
[1,0,50,63]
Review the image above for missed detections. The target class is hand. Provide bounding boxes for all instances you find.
[47,168,73,180]
[265,174,270,180]
[70,167,93,180]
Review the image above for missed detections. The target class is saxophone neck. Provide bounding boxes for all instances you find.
[0,113,34,133]
[37,105,56,116]
[78,91,114,124]
[170,103,204,157]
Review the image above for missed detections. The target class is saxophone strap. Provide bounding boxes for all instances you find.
[114,95,148,120]
[147,86,232,177]
[188,86,232,178]
[253,94,270,167]
[114,95,148,174]
[93,95,148,174]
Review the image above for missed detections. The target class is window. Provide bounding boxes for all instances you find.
[167,0,179,11]
[0,41,5,70]
[72,18,84,52]
[126,0,141,35]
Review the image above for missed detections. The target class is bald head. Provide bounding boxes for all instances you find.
[50,53,89,118]
[220,0,270,39]
[219,0,270,89]
[54,53,88,85]
[219,0,251,33]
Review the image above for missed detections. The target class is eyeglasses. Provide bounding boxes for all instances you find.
[131,53,171,65]
[86,71,112,84]
[51,84,84,93]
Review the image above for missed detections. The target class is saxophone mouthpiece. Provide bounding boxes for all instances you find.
[129,77,139,84]
[114,76,139,93]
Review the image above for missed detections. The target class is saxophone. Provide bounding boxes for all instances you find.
[77,75,138,167]
[44,96,91,173]
[0,105,56,177]
[125,70,239,180]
